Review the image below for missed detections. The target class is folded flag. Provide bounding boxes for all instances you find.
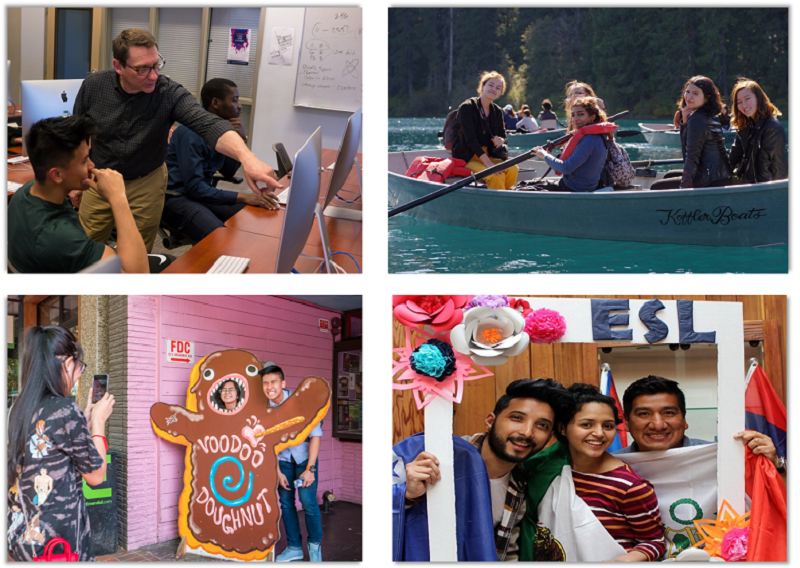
[600,366,627,452]
[744,364,786,458]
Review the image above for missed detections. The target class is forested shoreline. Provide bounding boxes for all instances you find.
[388,8,788,119]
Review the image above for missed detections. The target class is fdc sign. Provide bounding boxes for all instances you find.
[167,339,195,364]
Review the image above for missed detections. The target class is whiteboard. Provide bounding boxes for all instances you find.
[293,7,362,112]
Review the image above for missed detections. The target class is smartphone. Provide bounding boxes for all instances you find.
[93,374,109,403]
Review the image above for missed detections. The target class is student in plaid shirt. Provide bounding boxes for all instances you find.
[395,379,571,561]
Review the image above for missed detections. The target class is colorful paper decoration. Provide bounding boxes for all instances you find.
[392,325,493,410]
[392,295,472,332]
[449,306,530,366]
[692,499,750,559]
[523,308,567,344]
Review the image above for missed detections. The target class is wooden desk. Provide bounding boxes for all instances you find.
[169,147,363,273]
[162,227,361,274]
[8,145,33,200]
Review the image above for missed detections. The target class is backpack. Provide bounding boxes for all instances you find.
[442,108,461,152]
[599,136,635,189]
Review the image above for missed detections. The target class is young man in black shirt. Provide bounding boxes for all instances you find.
[8,115,149,273]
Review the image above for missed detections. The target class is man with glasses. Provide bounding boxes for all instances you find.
[73,28,283,251]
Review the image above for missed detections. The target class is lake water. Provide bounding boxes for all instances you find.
[388,117,788,273]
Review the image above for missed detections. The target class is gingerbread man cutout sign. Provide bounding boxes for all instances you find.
[150,350,330,561]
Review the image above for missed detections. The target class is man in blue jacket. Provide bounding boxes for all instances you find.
[392,379,572,561]
[163,78,278,241]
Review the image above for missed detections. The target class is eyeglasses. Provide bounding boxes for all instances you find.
[126,55,166,77]
[220,388,237,394]
[74,356,86,373]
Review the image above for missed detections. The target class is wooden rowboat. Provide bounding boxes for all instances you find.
[639,123,738,147]
[388,149,787,248]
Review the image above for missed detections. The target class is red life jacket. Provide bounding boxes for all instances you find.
[404,156,472,183]
[554,122,618,176]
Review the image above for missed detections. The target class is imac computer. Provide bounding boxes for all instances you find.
[322,108,362,221]
[21,79,84,155]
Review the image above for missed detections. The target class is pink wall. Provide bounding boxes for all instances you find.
[143,296,361,545]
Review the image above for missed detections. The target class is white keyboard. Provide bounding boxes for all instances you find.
[7,181,22,192]
[8,156,29,164]
[276,187,291,204]
[207,255,250,274]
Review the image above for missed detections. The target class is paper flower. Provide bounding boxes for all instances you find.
[466,295,509,310]
[450,307,530,366]
[693,500,751,559]
[524,308,567,344]
[393,326,493,410]
[393,295,472,332]
[508,298,533,317]
[409,339,457,381]
[721,527,749,561]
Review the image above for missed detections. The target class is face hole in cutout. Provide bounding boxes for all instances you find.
[207,375,250,415]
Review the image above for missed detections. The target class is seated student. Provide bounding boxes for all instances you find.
[522,384,666,562]
[514,110,540,133]
[728,78,788,184]
[537,99,565,130]
[393,379,572,561]
[530,97,615,192]
[162,78,279,242]
[8,115,150,273]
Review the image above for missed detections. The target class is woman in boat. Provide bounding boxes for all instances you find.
[530,97,614,192]
[515,110,540,133]
[522,384,666,561]
[650,76,733,190]
[452,71,518,190]
[503,104,519,131]
[538,99,565,130]
[563,81,605,131]
[728,78,787,184]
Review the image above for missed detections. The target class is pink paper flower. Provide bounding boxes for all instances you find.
[721,527,749,561]
[392,325,493,410]
[524,308,567,344]
[393,295,472,332]
[509,298,533,317]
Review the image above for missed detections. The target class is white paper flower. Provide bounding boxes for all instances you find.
[449,307,530,366]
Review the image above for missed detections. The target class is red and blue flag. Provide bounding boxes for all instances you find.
[745,364,786,458]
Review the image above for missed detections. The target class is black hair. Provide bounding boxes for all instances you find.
[212,378,242,409]
[554,383,622,443]
[493,378,573,429]
[622,375,686,419]
[678,75,723,117]
[26,114,96,183]
[261,364,284,382]
[542,98,552,111]
[201,78,237,110]
[7,326,83,488]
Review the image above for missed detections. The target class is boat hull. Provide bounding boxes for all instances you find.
[388,173,788,247]
[640,125,737,148]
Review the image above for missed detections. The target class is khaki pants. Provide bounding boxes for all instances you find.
[79,163,168,253]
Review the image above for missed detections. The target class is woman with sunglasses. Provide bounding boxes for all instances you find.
[7,326,115,561]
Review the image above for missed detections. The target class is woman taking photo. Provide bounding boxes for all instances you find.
[7,326,115,561]
[728,78,788,183]
[452,71,518,191]
[651,76,733,190]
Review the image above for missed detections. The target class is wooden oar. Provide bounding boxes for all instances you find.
[389,110,630,218]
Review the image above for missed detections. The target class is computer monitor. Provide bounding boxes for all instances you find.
[275,127,322,274]
[322,108,362,209]
[21,79,84,155]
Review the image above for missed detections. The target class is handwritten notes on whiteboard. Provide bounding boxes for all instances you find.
[293,7,362,112]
